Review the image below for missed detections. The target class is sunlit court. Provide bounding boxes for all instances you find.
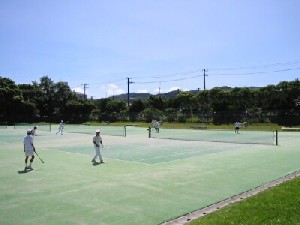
[0,124,299,225]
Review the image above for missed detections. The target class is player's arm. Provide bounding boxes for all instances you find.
[31,142,36,152]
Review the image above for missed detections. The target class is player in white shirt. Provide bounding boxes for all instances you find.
[31,126,37,136]
[234,121,241,133]
[91,129,104,164]
[23,129,35,170]
[151,120,160,133]
[56,120,64,135]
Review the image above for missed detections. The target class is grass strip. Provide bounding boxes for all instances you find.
[188,176,300,225]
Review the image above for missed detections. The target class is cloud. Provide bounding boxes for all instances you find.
[106,84,125,97]
[72,87,84,93]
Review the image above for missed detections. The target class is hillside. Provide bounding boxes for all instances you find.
[106,86,261,101]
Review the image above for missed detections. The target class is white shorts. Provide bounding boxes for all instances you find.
[25,149,34,157]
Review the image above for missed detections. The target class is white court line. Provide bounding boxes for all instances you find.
[42,148,152,166]
[137,149,208,165]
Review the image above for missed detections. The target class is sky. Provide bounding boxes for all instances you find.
[1,0,300,99]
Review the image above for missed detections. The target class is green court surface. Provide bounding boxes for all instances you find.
[0,126,299,225]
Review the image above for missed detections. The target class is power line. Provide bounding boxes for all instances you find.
[72,60,300,99]
[208,67,300,76]
[207,60,300,71]
[83,60,300,88]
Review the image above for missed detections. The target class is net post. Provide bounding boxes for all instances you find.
[49,123,51,132]
[147,126,151,138]
[276,130,278,146]
[124,125,126,137]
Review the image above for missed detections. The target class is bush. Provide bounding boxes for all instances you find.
[177,115,186,123]
[139,108,164,123]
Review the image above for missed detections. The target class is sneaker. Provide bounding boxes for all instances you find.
[91,159,96,163]
[100,160,105,163]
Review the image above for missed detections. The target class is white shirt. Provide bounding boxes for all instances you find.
[31,129,36,136]
[93,135,102,147]
[24,135,34,151]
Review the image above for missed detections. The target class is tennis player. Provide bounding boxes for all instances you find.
[23,129,35,170]
[56,120,64,135]
[91,129,104,163]
[31,126,37,136]
[234,121,240,133]
[151,120,160,133]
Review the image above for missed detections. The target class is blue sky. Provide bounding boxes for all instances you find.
[1,0,300,99]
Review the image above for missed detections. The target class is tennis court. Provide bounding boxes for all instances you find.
[0,124,299,225]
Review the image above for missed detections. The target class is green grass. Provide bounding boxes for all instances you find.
[188,176,300,225]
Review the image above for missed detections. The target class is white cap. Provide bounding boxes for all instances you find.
[96,129,100,133]
[27,129,32,134]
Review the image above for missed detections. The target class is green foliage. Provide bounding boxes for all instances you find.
[129,99,145,113]
[65,100,96,123]
[1,75,300,125]
[147,95,165,110]
[140,108,164,122]
[177,114,186,123]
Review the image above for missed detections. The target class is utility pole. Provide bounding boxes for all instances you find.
[82,83,89,100]
[158,81,161,94]
[202,69,208,90]
[127,77,134,107]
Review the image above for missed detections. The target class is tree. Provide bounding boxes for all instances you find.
[0,77,37,122]
[128,99,145,121]
[106,100,126,113]
[147,95,165,111]
[140,108,164,123]
[52,81,78,119]
[194,90,212,122]
[129,99,145,113]
[65,100,95,123]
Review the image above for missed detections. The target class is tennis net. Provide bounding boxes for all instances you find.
[66,124,126,137]
[149,128,278,145]
[12,123,52,132]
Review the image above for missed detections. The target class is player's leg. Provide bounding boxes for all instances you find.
[28,155,35,169]
[25,156,29,169]
[91,147,97,163]
[98,148,104,163]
